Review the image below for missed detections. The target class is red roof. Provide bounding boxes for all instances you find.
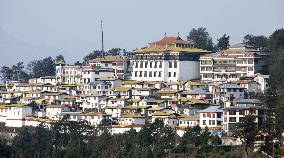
[149,36,193,45]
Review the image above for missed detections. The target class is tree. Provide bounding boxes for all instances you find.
[217,34,230,51]
[267,28,284,133]
[187,27,215,51]
[83,50,102,64]
[33,124,53,158]
[243,34,268,50]
[235,115,258,158]
[12,127,34,158]
[0,137,12,158]
[27,56,55,78]
[55,54,65,63]
[0,66,13,81]
[0,62,29,81]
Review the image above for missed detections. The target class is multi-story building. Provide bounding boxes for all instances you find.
[222,99,263,134]
[55,61,82,84]
[130,35,210,82]
[56,56,127,85]
[88,56,127,79]
[198,106,223,129]
[200,43,268,81]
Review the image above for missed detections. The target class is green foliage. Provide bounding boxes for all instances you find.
[217,34,230,51]
[27,56,56,78]
[0,137,13,158]
[83,50,102,64]
[243,34,268,50]
[0,62,29,81]
[55,54,65,63]
[187,27,215,51]
[235,115,258,156]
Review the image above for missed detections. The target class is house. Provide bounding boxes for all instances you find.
[200,43,268,81]
[151,112,180,128]
[178,115,199,128]
[45,105,71,120]
[118,114,146,125]
[131,88,157,99]
[198,106,223,130]
[5,103,33,127]
[130,35,210,82]
[79,112,111,126]
[222,99,264,134]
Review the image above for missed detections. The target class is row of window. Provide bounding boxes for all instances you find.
[202,113,222,118]
[202,120,222,125]
[134,61,163,68]
[134,71,162,77]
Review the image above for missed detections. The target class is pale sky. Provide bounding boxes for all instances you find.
[0,0,283,67]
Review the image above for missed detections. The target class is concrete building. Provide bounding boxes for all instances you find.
[130,35,210,82]
[198,106,223,129]
[200,43,268,81]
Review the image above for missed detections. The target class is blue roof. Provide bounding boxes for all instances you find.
[197,106,223,113]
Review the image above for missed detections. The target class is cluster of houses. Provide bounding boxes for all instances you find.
[0,35,269,136]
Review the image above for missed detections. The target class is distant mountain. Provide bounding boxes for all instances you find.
[0,28,59,67]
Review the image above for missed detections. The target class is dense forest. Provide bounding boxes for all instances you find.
[1,116,279,158]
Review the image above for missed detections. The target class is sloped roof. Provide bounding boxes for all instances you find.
[149,36,193,45]
[197,106,223,113]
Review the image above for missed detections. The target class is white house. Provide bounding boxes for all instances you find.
[198,106,223,130]
[5,104,33,127]
[118,114,146,125]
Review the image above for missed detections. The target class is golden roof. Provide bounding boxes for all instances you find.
[119,114,145,118]
[132,47,210,53]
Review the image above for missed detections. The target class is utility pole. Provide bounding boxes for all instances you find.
[101,20,104,58]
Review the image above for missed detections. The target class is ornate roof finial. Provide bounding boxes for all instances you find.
[178,32,180,37]
[164,32,167,37]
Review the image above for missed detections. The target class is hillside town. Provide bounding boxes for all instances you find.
[0,35,271,139]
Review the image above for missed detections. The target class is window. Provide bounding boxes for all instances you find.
[139,71,142,77]
[227,89,231,92]
[105,63,108,67]
[149,71,152,77]
[203,114,206,117]
[105,86,108,89]
[201,67,206,71]
[173,72,176,77]
[248,67,253,71]
[217,121,222,125]
[159,62,162,68]
[169,62,172,68]
[154,62,157,68]
[229,117,236,122]
[135,62,138,68]
[140,62,143,68]
[135,71,138,77]
[154,71,157,77]
[144,71,147,77]
[203,120,206,125]
[233,89,237,92]
[174,61,177,68]
[145,62,148,68]
[217,113,222,118]
[150,62,152,68]
[168,72,171,77]
[229,110,236,115]
[239,110,245,115]
[158,72,161,77]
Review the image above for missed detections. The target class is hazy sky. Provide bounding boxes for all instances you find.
[0,0,283,67]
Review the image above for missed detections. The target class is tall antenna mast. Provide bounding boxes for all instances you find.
[101,20,104,58]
